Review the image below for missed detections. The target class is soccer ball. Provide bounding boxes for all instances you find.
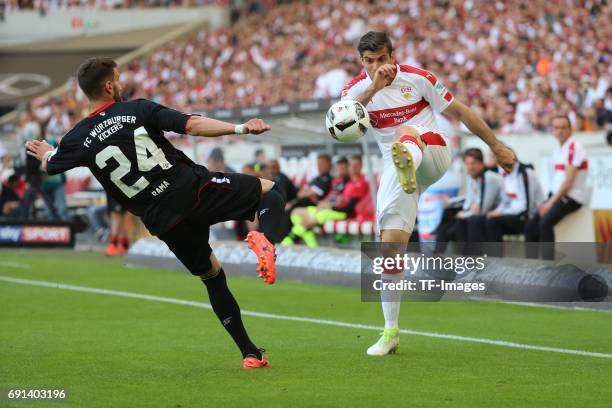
[325,100,370,143]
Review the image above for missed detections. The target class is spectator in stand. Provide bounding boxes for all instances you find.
[105,192,132,257]
[207,147,235,173]
[254,148,266,166]
[0,175,35,218]
[266,158,297,204]
[525,115,589,258]
[280,153,333,240]
[483,159,543,245]
[0,152,15,184]
[241,162,257,176]
[437,148,503,245]
[283,155,368,248]
[323,156,350,206]
[40,137,69,221]
[293,153,333,208]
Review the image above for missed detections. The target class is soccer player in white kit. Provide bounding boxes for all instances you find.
[341,32,516,356]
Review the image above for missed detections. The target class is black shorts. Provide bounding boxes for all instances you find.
[158,171,262,276]
[106,192,127,214]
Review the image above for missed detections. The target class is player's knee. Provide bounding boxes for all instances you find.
[195,253,220,280]
[261,188,284,209]
[395,126,424,150]
[485,217,497,228]
[198,265,220,281]
[395,125,421,139]
[259,178,275,194]
[539,216,554,228]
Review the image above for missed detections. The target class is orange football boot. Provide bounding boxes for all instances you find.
[105,243,119,257]
[242,354,270,369]
[245,231,276,284]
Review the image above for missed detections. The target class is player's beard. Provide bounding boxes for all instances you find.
[112,85,123,102]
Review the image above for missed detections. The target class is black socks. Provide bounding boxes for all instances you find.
[201,269,261,359]
[257,188,285,243]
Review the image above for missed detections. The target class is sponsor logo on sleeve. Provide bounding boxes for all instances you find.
[435,82,453,102]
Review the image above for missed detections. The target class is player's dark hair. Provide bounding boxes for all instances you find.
[552,114,571,127]
[358,31,393,56]
[77,57,117,100]
[463,148,484,162]
[317,153,331,162]
[335,156,348,165]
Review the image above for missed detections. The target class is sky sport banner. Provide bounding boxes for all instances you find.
[0,222,73,247]
[360,242,611,303]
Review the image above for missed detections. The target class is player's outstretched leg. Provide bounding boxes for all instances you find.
[391,125,424,194]
[200,254,270,369]
[367,233,407,356]
[245,178,285,284]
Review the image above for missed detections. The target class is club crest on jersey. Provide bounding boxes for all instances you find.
[401,86,413,99]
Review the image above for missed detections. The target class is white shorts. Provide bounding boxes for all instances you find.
[377,126,451,235]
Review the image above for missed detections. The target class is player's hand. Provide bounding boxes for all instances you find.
[25,139,54,162]
[539,200,553,217]
[244,118,271,135]
[372,64,397,91]
[470,203,480,215]
[491,143,516,173]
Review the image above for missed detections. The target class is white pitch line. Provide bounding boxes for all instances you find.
[467,296,612,314]
[0,261,31,269]
[1,275,611,360]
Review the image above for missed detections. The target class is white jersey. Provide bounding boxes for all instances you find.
[341,64,454,162]
[551,137,589,204]
[341,64,453,234]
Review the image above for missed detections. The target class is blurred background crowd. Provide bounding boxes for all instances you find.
[5,0,611,136]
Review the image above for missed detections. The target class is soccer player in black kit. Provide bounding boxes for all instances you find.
[26,57,285,369]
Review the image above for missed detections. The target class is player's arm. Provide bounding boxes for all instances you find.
[185,116,271,138]
[351,65,396,106]
[25,140,55,174]
[26,133,81,175]
[444,99,516,172]
[138,99,271,138]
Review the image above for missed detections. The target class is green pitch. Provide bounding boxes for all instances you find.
[1,249,611,408]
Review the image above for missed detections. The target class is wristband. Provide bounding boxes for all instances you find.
[234,124,247,135]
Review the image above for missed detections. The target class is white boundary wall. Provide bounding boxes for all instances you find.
[0,7,228,46]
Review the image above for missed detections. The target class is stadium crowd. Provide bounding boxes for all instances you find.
[1,0,245,12]
[10,0,610,136]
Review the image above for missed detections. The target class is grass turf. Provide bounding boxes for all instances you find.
[1,249,611,407]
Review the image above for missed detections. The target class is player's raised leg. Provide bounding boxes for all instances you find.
[391,125,424,194]
[199,253,269,369]
[245,178,286,284]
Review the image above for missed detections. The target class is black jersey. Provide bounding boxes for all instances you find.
[46,99,209,235]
